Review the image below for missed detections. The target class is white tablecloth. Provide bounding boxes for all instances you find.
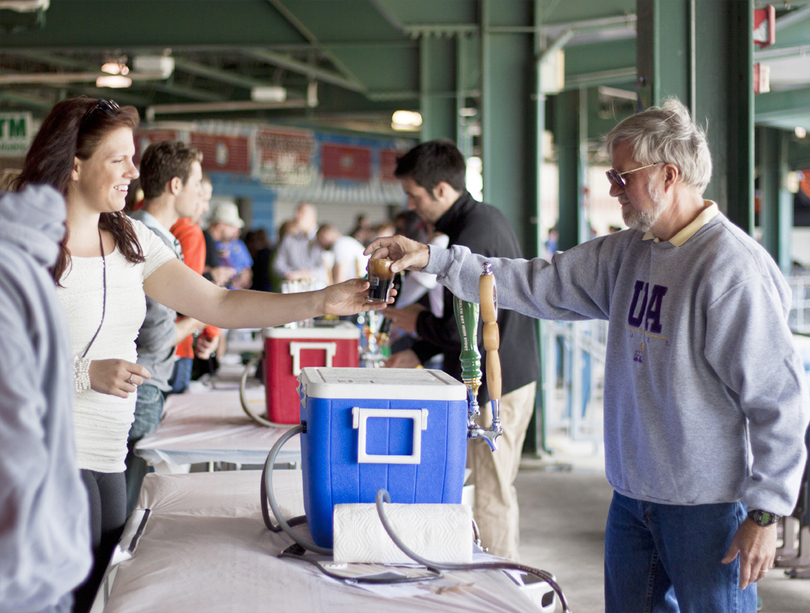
[134,366,300,469]
[103,470,542,613]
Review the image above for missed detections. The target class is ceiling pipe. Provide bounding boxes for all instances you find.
[145,98,308,120]
[539,29,574,64]
[0,71,167,85]
[775,4,810,30]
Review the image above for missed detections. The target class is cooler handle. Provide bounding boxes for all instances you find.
[289,342,337,376]
[352,407,428,465]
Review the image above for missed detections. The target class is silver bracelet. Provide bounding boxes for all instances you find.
[74,356,92,393]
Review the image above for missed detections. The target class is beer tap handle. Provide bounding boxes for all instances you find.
[453,295,481,420]
[479,263,501,402]
[479,262,503,450]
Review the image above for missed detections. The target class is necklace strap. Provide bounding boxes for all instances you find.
[80,226,107,359]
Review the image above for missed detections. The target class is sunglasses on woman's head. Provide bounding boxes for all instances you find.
[605,162,664,189]
[81,99,120,123]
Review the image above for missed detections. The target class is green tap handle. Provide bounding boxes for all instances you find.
[453,295,481,390]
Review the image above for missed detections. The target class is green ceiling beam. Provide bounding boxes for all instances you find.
[327,45,418,94]
[564,38,636,86]
[1,0,304,47]
[243,48,366,93]
[371,0,478,28]
[773,5,810,47]
[5,49,87,70]
[142,82,228,103]
[0,91,54,110]
[755,86,810,125]
[539,0,636,24]
[261,0,404,43]
[263,0,367,90]
[172,58,275,90]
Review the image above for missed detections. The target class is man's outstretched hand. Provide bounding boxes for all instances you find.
[365,235,430,274]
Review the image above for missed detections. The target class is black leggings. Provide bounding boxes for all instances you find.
[73,470,126,612]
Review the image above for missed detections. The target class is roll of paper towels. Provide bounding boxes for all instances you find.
[333,503,473,564]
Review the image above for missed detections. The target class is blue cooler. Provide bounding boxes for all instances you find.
[298,367,469,548]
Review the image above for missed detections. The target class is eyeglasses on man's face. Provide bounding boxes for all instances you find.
[606,162,664,189]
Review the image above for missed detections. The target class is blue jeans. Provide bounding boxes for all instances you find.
[605,491,756,613]
[168,357,193,395]
[125,384,164,514]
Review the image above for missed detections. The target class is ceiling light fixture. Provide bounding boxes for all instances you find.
[101,62,129,75]
[251,86,287,102]
[391,110,422,131]
[96,75,132,88]
[133,55,175,79]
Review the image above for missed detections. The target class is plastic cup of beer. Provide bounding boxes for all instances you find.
[367,258,394,303]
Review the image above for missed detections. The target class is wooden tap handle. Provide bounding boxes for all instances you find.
[486,349,502,401]
[480,264,501,402]
[479,271,497,324]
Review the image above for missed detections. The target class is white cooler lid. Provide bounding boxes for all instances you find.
[263,322,359,339]
[299,367,467,400]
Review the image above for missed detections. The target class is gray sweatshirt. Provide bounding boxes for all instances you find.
[426,207,809,515]
[129,210,180,391]
[0,186,92,611]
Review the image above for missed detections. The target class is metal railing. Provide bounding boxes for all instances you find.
[538,271,810,457]
[540,319,608,453]
[789,272,810,335]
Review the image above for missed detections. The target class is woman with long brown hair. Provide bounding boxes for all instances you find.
[14,97,387,610]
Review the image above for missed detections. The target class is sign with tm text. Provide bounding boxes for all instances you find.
[0,112,33,157]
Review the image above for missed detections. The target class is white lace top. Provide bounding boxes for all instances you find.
[57,220,174,472]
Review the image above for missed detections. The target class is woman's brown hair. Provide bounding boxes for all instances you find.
[13,97,145,282]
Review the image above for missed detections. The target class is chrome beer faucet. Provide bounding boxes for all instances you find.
[454,262,504,451]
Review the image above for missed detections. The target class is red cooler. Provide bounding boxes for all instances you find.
[262,322,360,424]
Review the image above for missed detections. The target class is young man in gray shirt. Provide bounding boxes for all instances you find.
[125,141,206,513]
[368,99,810,613]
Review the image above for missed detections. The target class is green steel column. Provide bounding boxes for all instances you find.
[456,34,470,157]
[553,89,583,251]
[715,0,754,233]
[636,0,755,234]
[419,36,457,142]
[480,0,534,254]
[637,0,694,110]
[528,0,546,457]
[758,127,793,273]
[534,5,545,258]
[456,33,480,161]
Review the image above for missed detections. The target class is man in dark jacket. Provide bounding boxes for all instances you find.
[383,140,540,560]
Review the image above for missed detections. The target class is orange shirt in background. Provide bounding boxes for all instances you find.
[171,217,220,358]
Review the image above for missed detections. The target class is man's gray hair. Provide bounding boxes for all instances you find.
[605,98,712,194]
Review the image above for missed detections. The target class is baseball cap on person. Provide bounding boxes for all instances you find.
[208,200,244,229]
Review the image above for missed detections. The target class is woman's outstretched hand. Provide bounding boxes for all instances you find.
[320,278,395,316]
[364,235,430,274]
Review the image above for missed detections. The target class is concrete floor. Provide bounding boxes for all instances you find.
[515,454,810,613]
